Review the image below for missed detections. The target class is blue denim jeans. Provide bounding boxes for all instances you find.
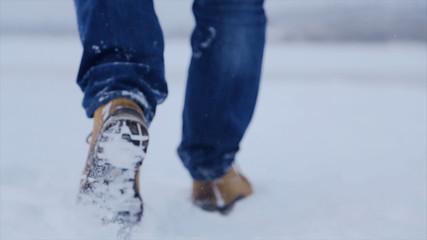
[74,0,266,181]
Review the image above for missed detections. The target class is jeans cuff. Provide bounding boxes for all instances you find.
[80,62,167,125]
[179,148,237,181]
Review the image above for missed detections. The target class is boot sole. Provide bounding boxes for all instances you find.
[195,195,245,215]
[78,109,148,225]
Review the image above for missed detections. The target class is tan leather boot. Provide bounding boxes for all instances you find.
[78,98,148,225]
[192,166,253,214]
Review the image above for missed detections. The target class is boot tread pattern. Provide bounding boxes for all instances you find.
[78,110,148,227]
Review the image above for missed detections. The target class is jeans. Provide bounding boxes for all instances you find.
[74,0,266,181]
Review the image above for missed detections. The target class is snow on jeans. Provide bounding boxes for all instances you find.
[74,0,267,181]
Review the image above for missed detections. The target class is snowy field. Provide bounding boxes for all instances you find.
[0,35,426,239]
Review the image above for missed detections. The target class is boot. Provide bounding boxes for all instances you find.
[192,166,253,214]
[78,98,148,225]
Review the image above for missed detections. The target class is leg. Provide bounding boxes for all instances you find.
[178,0,267,181]
[74,0,167,124]
[74,0,165,229]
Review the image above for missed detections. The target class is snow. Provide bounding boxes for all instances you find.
[0,35,426,239]
[96,122,146,169]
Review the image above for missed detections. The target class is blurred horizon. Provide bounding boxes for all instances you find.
[0,0,426,42]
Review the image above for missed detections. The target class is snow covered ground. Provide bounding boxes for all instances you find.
[0,35,426,239]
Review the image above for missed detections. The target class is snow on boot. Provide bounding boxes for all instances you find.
[78,98,148,228]
[192,166,253,215]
